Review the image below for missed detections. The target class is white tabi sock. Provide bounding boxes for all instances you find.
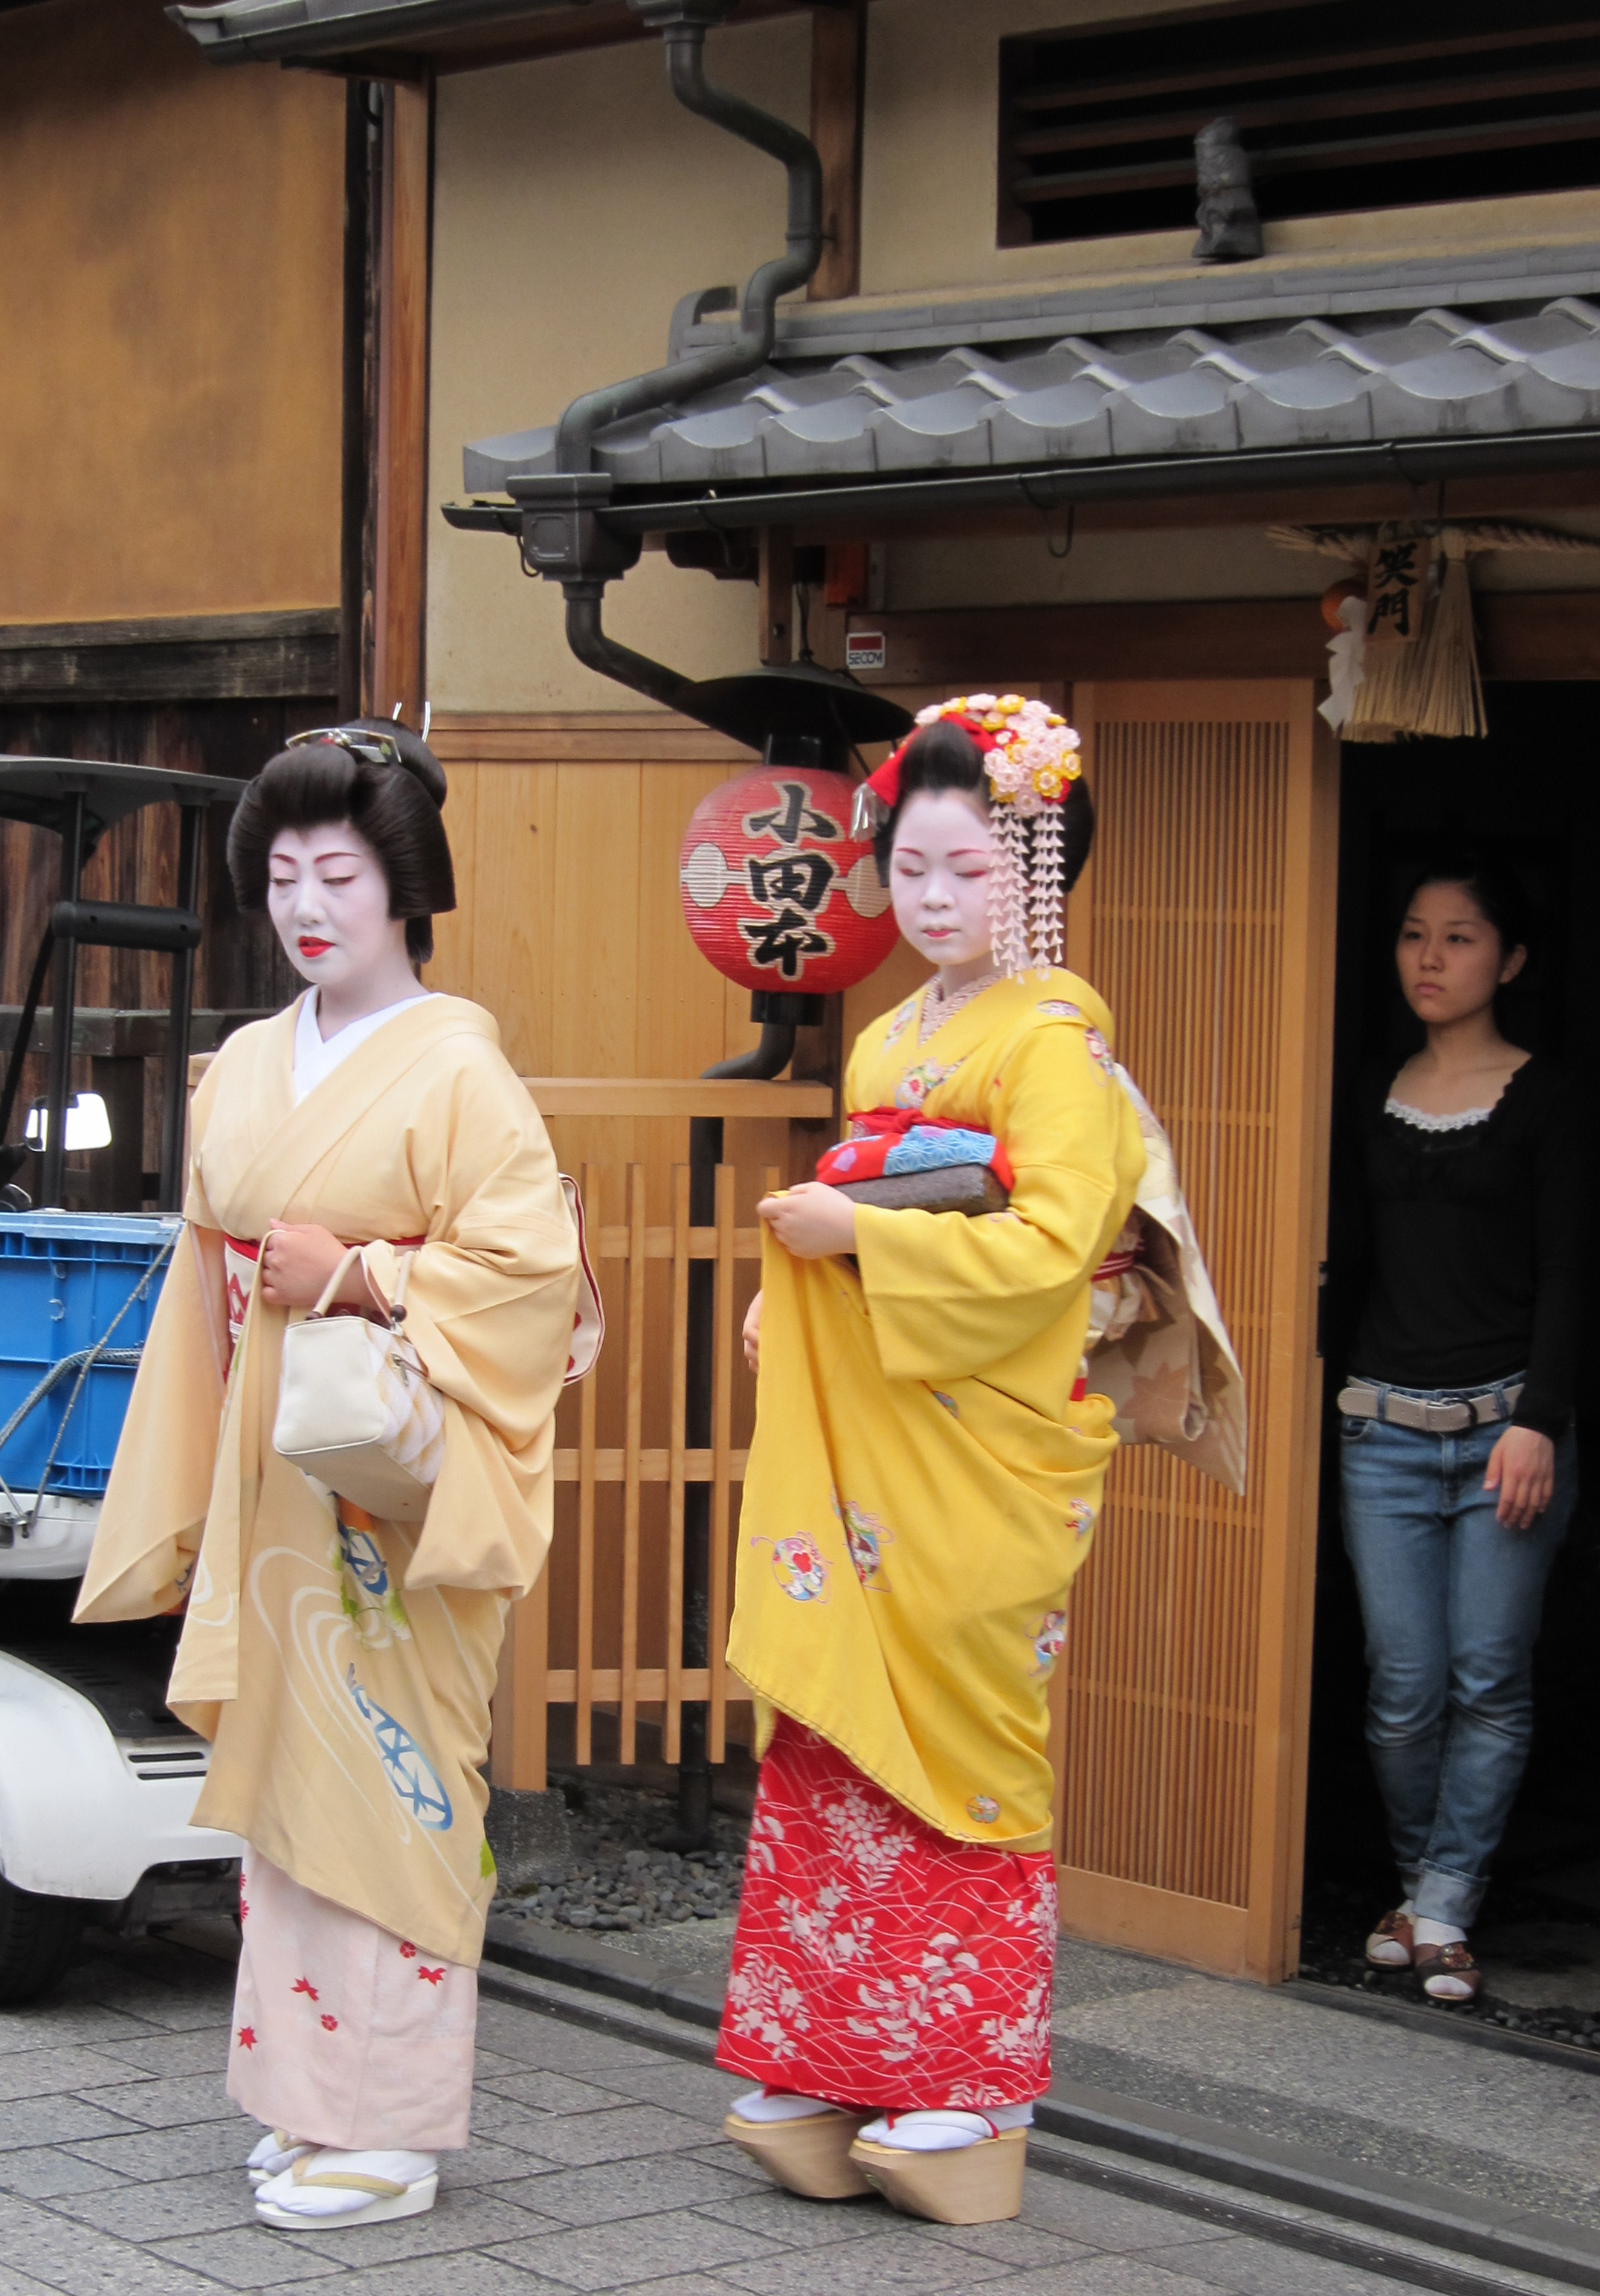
[731,2087,850,2123]
[859,2102,1034,2152]
[245,2129,314,2182]
[254,2147,436,2219]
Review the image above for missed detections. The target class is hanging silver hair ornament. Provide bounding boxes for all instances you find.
[855,694,1083,979]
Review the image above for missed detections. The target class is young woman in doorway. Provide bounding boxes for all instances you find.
[1339,857,1580,2002]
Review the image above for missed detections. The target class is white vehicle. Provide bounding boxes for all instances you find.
[0,761,246,2004]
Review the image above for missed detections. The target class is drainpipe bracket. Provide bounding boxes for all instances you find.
[506,472,639,587]
[629,0,738,28]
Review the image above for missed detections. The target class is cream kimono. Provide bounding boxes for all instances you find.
[76,994,578,1968]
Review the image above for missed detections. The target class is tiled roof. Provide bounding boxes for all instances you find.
[463,297,1600,495]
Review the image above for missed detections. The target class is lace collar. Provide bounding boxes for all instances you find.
[1384,1098,1494,1135]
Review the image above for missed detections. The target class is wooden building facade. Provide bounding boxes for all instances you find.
[164,0,1600,1982]
[0,0,358,1192]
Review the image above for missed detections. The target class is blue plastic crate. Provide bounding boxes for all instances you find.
[0,1213,181,1497]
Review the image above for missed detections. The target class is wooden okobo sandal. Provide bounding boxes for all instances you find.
[723,2105,876,2199]
[1414,1940,1482,2003]
[848,2118,1028,2225]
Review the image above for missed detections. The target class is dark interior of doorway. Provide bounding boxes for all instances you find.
[1300,682,1600,2040]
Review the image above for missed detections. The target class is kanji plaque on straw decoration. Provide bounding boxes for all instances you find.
[678,768,897,993]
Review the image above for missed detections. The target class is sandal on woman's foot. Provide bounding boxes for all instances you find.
[1364,1909,1415,1969]
[254,2148,438,2228]
[723,2093,874,2200]
[246,2130,314,2186]
[848,2114,1027,2225]
[1415,1941,1481,2003]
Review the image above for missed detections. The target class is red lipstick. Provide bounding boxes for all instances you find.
[297,937,332,958]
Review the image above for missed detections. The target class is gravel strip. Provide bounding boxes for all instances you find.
[492,1774,750,1936]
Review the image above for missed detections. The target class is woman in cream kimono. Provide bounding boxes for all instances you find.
[75,723,578,2230]
[720,699,1145,2228]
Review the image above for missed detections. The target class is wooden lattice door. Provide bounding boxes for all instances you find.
[1056,681,1338,1981]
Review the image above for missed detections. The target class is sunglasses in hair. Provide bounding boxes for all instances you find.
[286,726,404,768]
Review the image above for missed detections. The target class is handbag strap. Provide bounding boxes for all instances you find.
[308,1245,417,1329]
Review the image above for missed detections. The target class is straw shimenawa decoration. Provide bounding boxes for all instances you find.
[1268,521,1600,742]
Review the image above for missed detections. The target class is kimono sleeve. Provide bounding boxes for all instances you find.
[363,1044,579,1596]
[852,1019,1145,1382]
[74,1060,232,1624]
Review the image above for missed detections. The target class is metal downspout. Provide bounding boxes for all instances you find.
[510,0,826,720]
[552,1,823,478]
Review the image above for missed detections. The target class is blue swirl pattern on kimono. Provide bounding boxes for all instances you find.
[345,1664,453,1830]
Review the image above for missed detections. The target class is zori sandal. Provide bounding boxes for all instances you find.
[1364,1909,1416,1969]
[246,2129,314,2186]
[723,2092,875,2199]
[849,2112,1027,2225]
[254,2147,438,2228]
[1415,1941,1482,2003]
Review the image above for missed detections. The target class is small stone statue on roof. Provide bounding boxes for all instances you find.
[1193,117,1263,262]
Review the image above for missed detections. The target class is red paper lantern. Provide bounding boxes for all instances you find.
[678,767,898,995]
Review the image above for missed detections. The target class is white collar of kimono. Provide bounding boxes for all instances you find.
[291,987,436,1106]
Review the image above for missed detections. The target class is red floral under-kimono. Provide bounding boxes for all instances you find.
[717,1718,1057,2110]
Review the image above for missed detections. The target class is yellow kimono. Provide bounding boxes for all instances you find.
[75,994,578,1967]
[728,970,1145,1851]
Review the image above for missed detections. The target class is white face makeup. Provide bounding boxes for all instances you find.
[267,822,410,1007]
[888,788,996,978]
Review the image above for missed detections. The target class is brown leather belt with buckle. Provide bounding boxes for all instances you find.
[1336,1381,1522,1434]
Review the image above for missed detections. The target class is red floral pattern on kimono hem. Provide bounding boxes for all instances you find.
[716,1716,1056,2112]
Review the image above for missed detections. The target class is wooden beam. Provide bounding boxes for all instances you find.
[848,599,1329,683]
[758,527,795,664]
[428,709,758,764]
[759,471,1600,548]
[521,1077,833,1118]
[1,1007,271,1060]
[0,613,339,704]
[839,591,1600,685]
[809,1,865,301]
[372,79,432,727]
[1478,589,1600,677]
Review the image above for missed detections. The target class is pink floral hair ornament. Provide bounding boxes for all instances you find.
[850,694,1083,978]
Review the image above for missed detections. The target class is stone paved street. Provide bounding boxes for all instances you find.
[0,1923,1435,2296]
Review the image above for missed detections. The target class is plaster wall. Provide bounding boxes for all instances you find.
[0,0,344,627]
[428,16,812,715]
[858,0,1600,297]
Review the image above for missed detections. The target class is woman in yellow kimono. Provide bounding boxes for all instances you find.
[75,723,578,2231]
[719,697,1144,2228]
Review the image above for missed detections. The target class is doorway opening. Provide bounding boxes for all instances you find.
[1301,681,1600,2033]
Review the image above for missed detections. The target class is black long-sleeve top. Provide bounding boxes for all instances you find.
[1335,1057,1581,1439]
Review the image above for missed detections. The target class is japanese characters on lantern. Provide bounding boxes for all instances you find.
[678,767,899,995]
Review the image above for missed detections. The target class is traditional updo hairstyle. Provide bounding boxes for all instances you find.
[872,715,1095,890]
[228,720,456,966]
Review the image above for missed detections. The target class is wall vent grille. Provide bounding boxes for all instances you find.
[999,3,1600,248]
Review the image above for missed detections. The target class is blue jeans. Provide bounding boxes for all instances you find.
[1339,1377,1577,1929]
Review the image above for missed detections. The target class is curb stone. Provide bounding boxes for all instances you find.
[481,1918,1600,2292]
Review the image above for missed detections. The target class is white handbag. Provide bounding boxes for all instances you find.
[273,1248,445,1522]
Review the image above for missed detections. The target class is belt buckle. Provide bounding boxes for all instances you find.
[1426,1393,1471,1434]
